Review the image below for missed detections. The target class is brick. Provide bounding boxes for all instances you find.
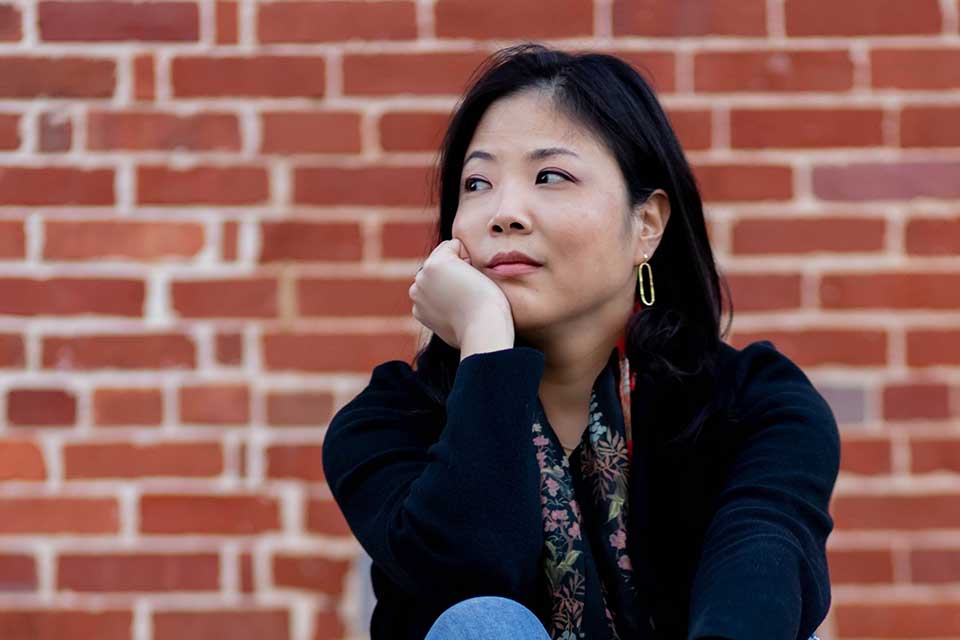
[58,553,218,591]
[140,495,280,534]
[839,437,892,475]
[692,163,793,202]
[88,111,240,151]
[821,272,960,309]
[906,216,960,255]
[725,273,802,311]
[379,112,448,153]
[305,498,352,536]
[902,106,960,148]
[7,389,76,427]
[907,329,960,366]
[133,54,154,100]
[0,554,36,591]
[613,0,766,36]
[911,438,960,473]
[38,111,71,152]
[436,0,591,38]
[0,439,46,480]
[666,109,711,150]
[731,330,888,367]
[343,52,487,96]
[293,166,433,206]
[0,57,114,98]
[0,611,130,640]
[137,166,269,206]
[835,603,960,637]
[297,278,412,316]
[731,108,884,149]
[0,113,20,148]
[0,3,21,40]
[732,216,886,254]
[215,333,243,365]
[826,548,893,583]
[0,498,118,533]
[64,442,222,479]
[172,56,325,97]
[215,0,237,44]
[272,554,350,593]
[0,278,141,316]
[694,50,854,93]
[266,444,324,482]
[883,383,951,420]
[38,1,198,41]
[93,388,164,426]
[154,610,288,640]
[179,385,249,425]
[0,167,113,205]
[266,391,334,426]
[0,220,25,257]
[171,278,277,318]
[0,333,25,367]
[872,48,960,90]
[818,386,865,424]
[263,332,416,373]
[911,549,960,583]
[313,609,346,640]
[239,552,253,592]
[260,111,361,154]
[260,221,363,262]
[45,221,204,261]
[833,494,960,529]
[43,334,195,370]
[785,0,941,35]
[814,161,960,201]
[221,220,239,261]
[259,1,416,42]
[381,222,434,259]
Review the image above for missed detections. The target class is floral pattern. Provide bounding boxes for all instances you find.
[532,344,642,639]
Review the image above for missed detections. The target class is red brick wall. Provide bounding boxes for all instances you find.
[0,1,958,639]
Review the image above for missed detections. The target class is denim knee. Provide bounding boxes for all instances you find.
[425,596,551,640]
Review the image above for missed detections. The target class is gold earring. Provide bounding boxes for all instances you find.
[638,253,654,306]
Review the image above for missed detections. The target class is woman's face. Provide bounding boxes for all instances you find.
[452,89,652,333]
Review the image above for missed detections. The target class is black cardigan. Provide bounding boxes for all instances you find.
[321,339,840,640]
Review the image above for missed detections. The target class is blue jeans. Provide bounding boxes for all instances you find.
[424,596,550,639]
[424,595,824,640]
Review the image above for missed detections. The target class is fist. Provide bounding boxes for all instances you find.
[409,238,514,349]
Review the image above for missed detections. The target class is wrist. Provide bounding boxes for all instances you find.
[459,313,514,360]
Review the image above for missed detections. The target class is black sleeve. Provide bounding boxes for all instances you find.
[321,346,547,607]
[687,340,841,640]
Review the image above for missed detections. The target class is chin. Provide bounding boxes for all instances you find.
[509,306,554,334]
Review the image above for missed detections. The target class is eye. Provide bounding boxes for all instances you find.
[463,177,490,192]
[536,170,571,185]
[463,170,572,193]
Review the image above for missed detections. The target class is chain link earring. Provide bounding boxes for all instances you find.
[638,252,654,306]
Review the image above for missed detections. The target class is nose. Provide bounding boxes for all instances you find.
[488,184,532,234]
[489,213,529,233]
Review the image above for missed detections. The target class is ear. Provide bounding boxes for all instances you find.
[631,189,671,264]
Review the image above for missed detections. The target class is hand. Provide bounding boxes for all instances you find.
[409,238,514,350]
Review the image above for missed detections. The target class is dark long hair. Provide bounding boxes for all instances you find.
[409,42,734,447]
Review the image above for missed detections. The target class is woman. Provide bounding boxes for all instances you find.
[321,43,839,640]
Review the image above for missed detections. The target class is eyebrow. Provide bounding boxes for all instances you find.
[463,147,581,165]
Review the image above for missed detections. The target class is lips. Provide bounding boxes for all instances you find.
[486,250,542,268]
[489,262,540,276]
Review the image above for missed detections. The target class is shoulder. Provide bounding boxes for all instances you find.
[717,339,829,411]
[346,357,440,412]
[713,338,839,453]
